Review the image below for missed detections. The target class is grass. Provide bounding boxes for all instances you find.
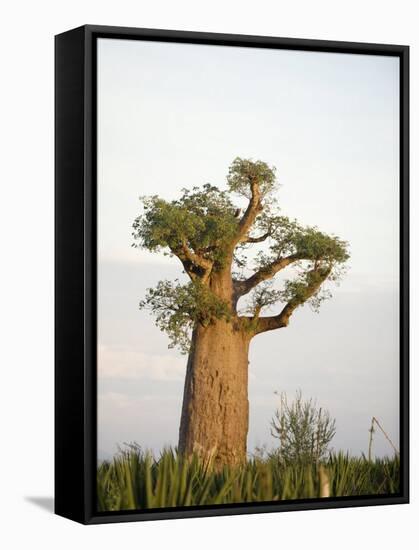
[97,447,400,512]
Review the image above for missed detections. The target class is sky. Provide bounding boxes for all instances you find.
[97,38,400,460]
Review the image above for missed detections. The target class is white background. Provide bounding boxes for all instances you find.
[0,0,416,548]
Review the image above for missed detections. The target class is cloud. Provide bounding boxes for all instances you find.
[98,344,186,381]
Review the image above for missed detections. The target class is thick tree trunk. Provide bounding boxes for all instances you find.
[178,319,250,467]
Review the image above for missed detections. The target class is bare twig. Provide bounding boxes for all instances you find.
[368,416,399,460]
[368,417,375,462]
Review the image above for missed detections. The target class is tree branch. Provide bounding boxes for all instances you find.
[180,240,213,271]
[235,178,262,243]
[252,304,263,320]
[170,241,213,283]
[254,267,332,335]
[175,257,200,281]
[242,231,271,244]
[234,254,301,298]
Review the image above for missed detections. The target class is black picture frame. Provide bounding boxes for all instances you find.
[55,24,409,525]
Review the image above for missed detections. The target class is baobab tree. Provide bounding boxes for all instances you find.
[133,158,349,467]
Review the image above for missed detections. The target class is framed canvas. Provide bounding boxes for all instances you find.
[55,25,409,524]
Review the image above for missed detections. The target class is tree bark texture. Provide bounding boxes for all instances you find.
[178,319,250,467]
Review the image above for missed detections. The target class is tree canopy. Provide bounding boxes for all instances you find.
[133,158,349,352]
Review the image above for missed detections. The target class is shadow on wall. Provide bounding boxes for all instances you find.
[25,496,54,513]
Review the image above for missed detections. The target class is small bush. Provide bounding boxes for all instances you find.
[270,390,336,465]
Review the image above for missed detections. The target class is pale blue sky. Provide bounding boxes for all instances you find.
[97,38,399,459]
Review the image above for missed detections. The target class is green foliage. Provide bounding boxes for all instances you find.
[252,215,349,267]
[97,446,400,511]
[291,226,349,265]
[274,217,345,259]
[280,268,332,312]
[271,391,336,464]
[132,184,238,267]
[139,279,231,353]
[227,157,277,199]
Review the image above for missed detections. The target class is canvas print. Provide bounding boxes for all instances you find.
[96,38,400,512]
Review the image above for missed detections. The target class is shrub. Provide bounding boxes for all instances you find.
[270,390,336,464]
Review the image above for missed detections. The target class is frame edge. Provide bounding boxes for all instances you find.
[55,25,88,525]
